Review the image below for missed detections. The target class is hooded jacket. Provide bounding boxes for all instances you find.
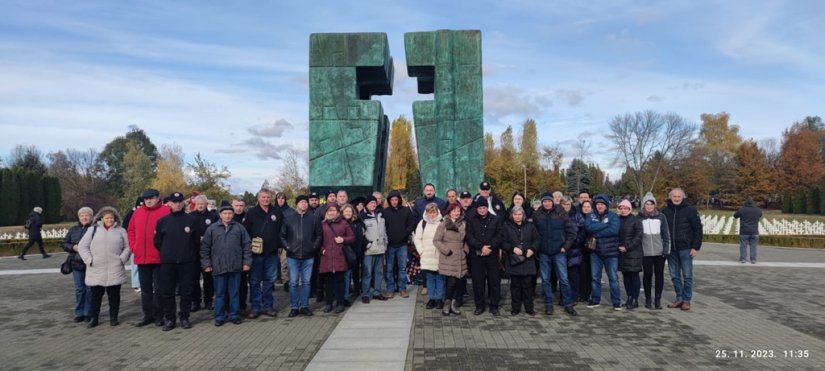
[127,202,170,265]
[533,203,575,256]
[733,198,762,236]
[383,190,416,248]
[26,211,43,237]
[433,215,468,278]
[413,210,443,271]
[584,194,621,257]
[661,198,703,251]
[79,207,131,287]
[639,192,671,257]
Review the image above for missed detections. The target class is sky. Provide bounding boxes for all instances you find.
[1,0,822,193]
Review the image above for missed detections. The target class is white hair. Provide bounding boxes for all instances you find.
[77,207,94,217]
[194,195,209,203]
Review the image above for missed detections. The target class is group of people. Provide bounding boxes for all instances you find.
[61,180,705,330]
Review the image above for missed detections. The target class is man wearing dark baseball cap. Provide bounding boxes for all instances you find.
[155,192,199,330]
[129,188,170,327]
[475,181,506,217]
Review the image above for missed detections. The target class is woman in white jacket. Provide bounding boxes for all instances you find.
[414,203,444,310]
[78,206,131,328]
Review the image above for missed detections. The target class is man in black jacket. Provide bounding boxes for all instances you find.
[19,207,49,259]
[280,195,322,317]
[465,200,503,316]
[191,195,219,311]
[382,190,416,298]
[734,197,762,264]
[533,193,577,316]
[661,188,703,311]
[154,192,199,331]
[243,188,284,318]
[474,181,506,217]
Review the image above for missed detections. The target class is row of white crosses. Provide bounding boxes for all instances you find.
[699,215,825,235]
[0,228,70,241]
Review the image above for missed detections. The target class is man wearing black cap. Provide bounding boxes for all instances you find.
[154,192,199,330]
[128,188,171,327]
[280,195,321,317]
[465,198,503,315]
[308,193,320,213]
[533,192,578,316]
[475,181,506,217]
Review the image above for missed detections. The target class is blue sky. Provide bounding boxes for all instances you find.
[1,0,822,193]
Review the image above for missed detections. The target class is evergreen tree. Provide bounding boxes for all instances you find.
[782,191,793,213]
[16,170,31,224]
[820,177,825,215]
[43,176,62,223]
[0,169,19,226]
[793,191,807,214]
[807,187,820,215]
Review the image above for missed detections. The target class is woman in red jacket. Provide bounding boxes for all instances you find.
[319,204,355,314]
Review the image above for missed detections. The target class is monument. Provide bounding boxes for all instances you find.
[308,32,393,195]
[405,30,484,194]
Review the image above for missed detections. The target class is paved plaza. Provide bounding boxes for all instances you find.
[1,243,824,370]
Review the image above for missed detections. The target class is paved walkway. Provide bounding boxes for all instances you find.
[1,243,823,370]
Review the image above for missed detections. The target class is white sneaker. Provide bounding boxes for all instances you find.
[134,288,141,293]
[613,305,623,311]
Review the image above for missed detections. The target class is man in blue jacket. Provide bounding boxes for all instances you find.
[533,193,577,316]
[584,194,623,310]
[661,188,703,311]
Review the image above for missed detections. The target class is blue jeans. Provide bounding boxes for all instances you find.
[424,270,444,300]
[361,254,384,297]
[540,253,572,307]
[739,235,758,262]
[590,254,620,306]
[668,249,694,302]
[213,272,241,321]
[72,269,91,318]
[344,269,352,299]
[287,257,314,309]
[130,257,140,289]
[250,255,277,312]
[385,246,408,292]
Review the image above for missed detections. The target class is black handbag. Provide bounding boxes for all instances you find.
[508,253,527,266]
[325,222,357,268]
[60,255,73,275]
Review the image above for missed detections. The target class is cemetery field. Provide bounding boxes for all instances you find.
[0,222,75,235]
[699,209,825,223]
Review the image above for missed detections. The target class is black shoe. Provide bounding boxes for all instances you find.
[361,296,370,304]
[74,316,85,323]
[644,297,652,309]
[343,299,351,307]
[454,298,463,308]
[84,316,92,323]
[232,318,242,325]
[264,309,278,317]
[473,307,485,315]
[564,306,578,316]
[110,318,120,326]
[43,254,51,259]
[162,321,175,331]
[214,320,224,327]
[134,318,154,327]
[426,300,435,309]
[205,302,214,310]
[545,306,554,316]
[334,305,345,314]
[180,319,191,329]
[316,294,325,303]
[17,255,25,260]
[511,310,520,315]
[300,308,314,317]
[87,318,99,328]
[284,282,290,292]
[371,295,387,301]
[248,311,260,319]
[288,309,299,318]
[436,299,444,309]
[655,297,663,310]
[490,307,500,316]
[323,305,333,313]
[155,319,165,327]
[191,303,201,312]
[526,309,536,316]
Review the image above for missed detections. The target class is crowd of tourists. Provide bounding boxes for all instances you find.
[57,181,705,329]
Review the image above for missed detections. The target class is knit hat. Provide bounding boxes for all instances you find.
[618,199,633,210]
[642,192,656,206]
[295,195,309,204]
[219,205,233,213]
[540,192,554,202]
[366,195,378,206]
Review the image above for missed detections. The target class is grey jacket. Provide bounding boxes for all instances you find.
[639,193,671,257]
[201,220,253,276]
[360,211,388,256]
[79,207,131,287]
[733,198,762,235]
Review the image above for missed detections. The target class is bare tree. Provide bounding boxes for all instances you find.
[607,110,696,199]
[273,148,309,202]
[574,132,592,160]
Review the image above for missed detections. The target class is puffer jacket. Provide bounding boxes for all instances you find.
[319,217,355,274]
[280,211,321,260]
[433,216,468,278]
[127,203,170,265]
[533,205,575,256]
[661,199,703,251]
[201,220,252,275]
[361,211,388,256]
[584,209,621,258]
[501,219,540,276]
[62,222,93,271]
[79,207,131,287]
[618,214,643,272]
[639,207,671,257]
[413,212,443,271]
[154,210,199,264]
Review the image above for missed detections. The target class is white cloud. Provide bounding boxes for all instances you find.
[248,119,294,138]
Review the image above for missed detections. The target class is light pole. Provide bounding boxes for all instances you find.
[522,164,527,198]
